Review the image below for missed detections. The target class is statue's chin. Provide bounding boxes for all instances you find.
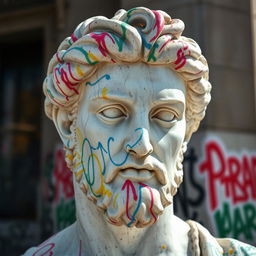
[80,179,172,228]
[104,204,161,228]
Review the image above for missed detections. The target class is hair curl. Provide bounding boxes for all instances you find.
[43,7,211,143]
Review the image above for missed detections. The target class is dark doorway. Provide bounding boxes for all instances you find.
[0,28,43,255]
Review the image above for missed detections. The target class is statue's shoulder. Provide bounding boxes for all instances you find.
[216,238,256,256]
[22,223,81,256]
[186,220,256,256]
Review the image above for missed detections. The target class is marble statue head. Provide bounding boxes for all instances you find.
[43,7,211,228]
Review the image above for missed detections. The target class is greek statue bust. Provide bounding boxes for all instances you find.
[23,7,256,256]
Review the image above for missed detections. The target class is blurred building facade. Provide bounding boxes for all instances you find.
[0,0,255,255]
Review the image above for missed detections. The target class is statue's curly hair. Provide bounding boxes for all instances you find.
[43,7,211,143]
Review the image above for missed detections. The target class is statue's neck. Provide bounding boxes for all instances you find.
[75,183,149,255]
[74,183,190,256]
[105,221,149,254]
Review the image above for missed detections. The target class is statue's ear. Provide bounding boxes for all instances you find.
[51,107,73,148]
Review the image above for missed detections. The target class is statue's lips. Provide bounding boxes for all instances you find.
[104,163,167,185]
[119,168,155,182]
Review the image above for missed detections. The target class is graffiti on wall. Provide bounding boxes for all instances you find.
[200,139,256,242]
[174,148,205,222]
[52,146,75,230]
[40,144,75,239]
[175,136,256,245]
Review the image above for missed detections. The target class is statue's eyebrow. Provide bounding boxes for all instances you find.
[152,98,185,105]
[91,93,134,104]
[151,98,185,114]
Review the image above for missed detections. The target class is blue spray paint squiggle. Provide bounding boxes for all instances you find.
[128,184,143,227]
[86,74,110,86]
[107,128,143,168]
[128,181,156,226]
[81,128,143,196]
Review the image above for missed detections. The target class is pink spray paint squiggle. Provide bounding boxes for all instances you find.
[149,11,165,43]
[122,179,156,226]
[122,179,138,221]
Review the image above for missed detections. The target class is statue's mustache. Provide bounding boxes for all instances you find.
[104,155,168,185]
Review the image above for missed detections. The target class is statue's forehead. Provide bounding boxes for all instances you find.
[85,63,186,100]
[95,62,182,82]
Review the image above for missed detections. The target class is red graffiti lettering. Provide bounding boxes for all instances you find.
[53,148,74,202]
[200,141,256,210]
[200,141,225,210]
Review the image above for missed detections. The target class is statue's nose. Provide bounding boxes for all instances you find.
[125,128,153,158]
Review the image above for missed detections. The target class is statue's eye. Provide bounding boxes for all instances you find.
[98,105,127,121]
[151,108,177,127]
[153,110,175,122]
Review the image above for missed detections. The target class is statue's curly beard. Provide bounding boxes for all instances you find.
[77,174,178,228]
[69,137,185,228]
